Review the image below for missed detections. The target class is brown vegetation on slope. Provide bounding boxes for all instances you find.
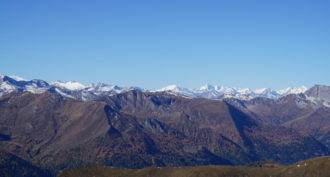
[58,156,330,177]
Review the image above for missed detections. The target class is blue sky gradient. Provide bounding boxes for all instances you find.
[0,0,329,89]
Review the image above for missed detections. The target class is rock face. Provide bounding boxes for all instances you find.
[0,90,329,176]
[305,85,330,102]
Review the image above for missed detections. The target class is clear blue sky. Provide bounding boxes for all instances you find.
[0,0,329,89]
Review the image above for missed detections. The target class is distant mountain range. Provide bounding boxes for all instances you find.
[1,74,330,177]
[0,74,314,100]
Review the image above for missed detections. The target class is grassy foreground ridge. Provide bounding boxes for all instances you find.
[58,156,330,177]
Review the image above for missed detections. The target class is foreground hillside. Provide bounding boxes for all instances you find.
[58,156,330,177]
[0,150,50,177]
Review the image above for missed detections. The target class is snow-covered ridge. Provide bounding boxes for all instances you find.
[0,74,144,100]
[153,84,308,100]
[277,86,308,95]
[8,75,27,81]
[0,74,317,101]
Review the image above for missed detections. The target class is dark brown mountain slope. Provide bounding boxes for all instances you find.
[0,91,328,176]
[0,92,110,173]
[0,150,51,177]
[284,107,330,149]
[226,91,330,149]
[102,91,329,163]
[226,94,315,125]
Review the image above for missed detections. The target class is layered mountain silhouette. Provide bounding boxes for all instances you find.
[0,75,330,176]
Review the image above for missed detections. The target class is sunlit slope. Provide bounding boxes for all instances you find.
[58,156,330,177]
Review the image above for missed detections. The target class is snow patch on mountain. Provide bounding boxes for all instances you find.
[90,84,123,93]
[323,102,330,108]
[9,75,27,81]
[155,85,196,97]
[53,81,86,90]
[25,85,48,94]
[0,82,16,91]
[54,88,75,99]
[278,86,308,95]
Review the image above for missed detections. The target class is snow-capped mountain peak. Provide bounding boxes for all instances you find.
[198,84,217,91]
[254,88,271,94]
[237,88,253,94]
[157,85,181,92]
[53,81,86,90]
[0,74,327,102]
[277,86,308,95]
[90,84,123,93]
[155,85,197,97]
[154,84,309,100]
